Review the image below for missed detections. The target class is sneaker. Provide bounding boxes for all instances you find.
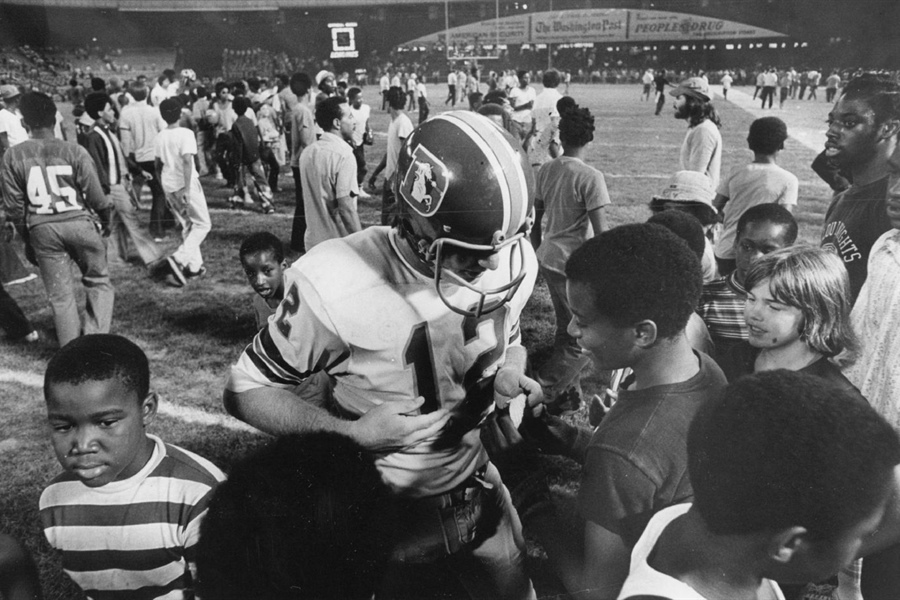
[214,171,225,181]
[228,195,243,209]
[184,265,207,280]
[166,256,187,287]
[262,203,276,215]
[22,330,39,343]
[358,188,372,199]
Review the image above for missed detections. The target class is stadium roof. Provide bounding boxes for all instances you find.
[0,0,432,8]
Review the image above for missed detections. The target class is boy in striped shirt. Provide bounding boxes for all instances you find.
[39,334,225,600]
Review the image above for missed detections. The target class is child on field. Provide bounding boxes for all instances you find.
[39,334,225,599]
[239,231,288,329]
[155,98,211,287]
[713,117,799,276]
[230,96,275,213]
[489,224,728,598]
[618,370,900,600]
[698,203,797,361]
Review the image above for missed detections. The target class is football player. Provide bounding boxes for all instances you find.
[224,111,539,600]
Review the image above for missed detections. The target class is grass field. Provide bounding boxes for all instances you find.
[0,82,835,598]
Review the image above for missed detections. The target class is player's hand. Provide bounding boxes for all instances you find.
[493,367,544,410]
[349,397,450,453]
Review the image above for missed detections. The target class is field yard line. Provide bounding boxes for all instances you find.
[0,369,261,434]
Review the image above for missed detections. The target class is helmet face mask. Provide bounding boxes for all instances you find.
[396,111,535,318]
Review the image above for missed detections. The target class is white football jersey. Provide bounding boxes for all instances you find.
[229,227,537,496]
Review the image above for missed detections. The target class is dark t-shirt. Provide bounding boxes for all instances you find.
[231,115,260,165]
[716,342,869,407]
[577,351,727,547]
[821,176,890,303]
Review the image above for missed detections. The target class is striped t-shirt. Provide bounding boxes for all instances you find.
[40,435,225,600]
[698,271,749,359]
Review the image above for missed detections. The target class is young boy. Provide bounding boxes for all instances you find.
[239,231,288,330]
[618,370,900,600]
[155,97,211,287]
[714,116,800,276]
[39,334,225,599]
[502,223,728,598]
[230,96,274,213]
[698,203,797,361]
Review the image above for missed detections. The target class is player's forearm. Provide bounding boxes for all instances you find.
[503,344,528,374]
[223,386,352,437]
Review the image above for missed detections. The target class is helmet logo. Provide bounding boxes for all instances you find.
[401,144,448,217]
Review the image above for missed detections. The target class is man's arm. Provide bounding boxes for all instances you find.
[336,195,362,234]
[82,131,111,195]
[683,126,718,176]
[713,192,729,213]
[588,206,608,237]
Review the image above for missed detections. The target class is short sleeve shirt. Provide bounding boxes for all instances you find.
[534,156,610,273]
[577,352,727,546]
[385,113,414,180]
[0,108,28,147]
[299,131,359,249]
[821,176,890,303]
[715,162,799,259]
[154,126,198,193]
[509,85,536,125]
[680,119,722,190]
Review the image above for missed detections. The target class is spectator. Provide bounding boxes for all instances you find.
[527,69,563,169]
[0,91,113,347]
[288,72,315,253]
[40,334,225,600]
[347,87,372,199]
[531,99,609,409]
[369,86,413,226]
[0,85,27,158]
[714,116,799,276]
[509,69,535,143]
[154,98,211,287]
[229,95,274,213]
[238,231,288,330]
[670,76,723,189]
[299,96,361,249]
[821,73,900,302]
[207,81,236,187]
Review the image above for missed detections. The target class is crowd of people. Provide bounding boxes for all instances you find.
[1,56,900,600]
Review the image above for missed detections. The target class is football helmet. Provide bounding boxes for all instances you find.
[180,68,197,82]
[396,111,535,317]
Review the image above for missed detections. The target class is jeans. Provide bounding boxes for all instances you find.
[378,463,535,600]
[535,266,585,397]
[135,160,172,237]
[291,166,307,252]
[108,183,162,266]
[30,218,114,347]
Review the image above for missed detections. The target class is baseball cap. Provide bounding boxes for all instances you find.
[315,70,334,86]
[0,84,21,100]
[652,171,715,207]
[669,77,710,101]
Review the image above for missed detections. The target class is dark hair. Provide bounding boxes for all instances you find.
[163,68,176,80]
[231,81,246,96]
[386,86,407,110]
[315,96,347,131]
[542,69,561,88]
[289,72,311,96]
[232,95,251,116]
[565,223,702,339]
[19,91,57,129]
[347,86,361,101]
[240,231,285,263]
[247,77,260,93]
[214,81,229,95]
[558,101,594,148]
[689,370,900,540]
[159,98,183,124]
[196,432,398,600]
[647,210,706,260]
[84,92,111,119]
[45,334,150,402]
[840,72,900,126]
[90,77,105,92]
[516,69,528,80]
[748,116,788,154]
[482,89,508,106]
[682,94,722,128]
[130,83,148,102]
[736,203,798,243]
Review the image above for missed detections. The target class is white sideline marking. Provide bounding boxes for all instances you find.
[0,369,261,434]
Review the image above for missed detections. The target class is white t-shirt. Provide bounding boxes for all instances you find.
[448,72,457,86]
[349,103,371,147]
[618,504,786,600]
[715,162,799,259]
[680,119,722,190]
[417,82,428,100]
[721,74,733,90]
[154,126,199,193]
[0,108,28,147]
[385,112,414,180]
[509,85,536,125]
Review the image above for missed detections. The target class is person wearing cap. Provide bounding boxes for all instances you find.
[650,170,720,285]
[315,70,336,106]
[714,116,799,277]
[82,93,163,269]
[0,85,28,158]
[670,76,723,190]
